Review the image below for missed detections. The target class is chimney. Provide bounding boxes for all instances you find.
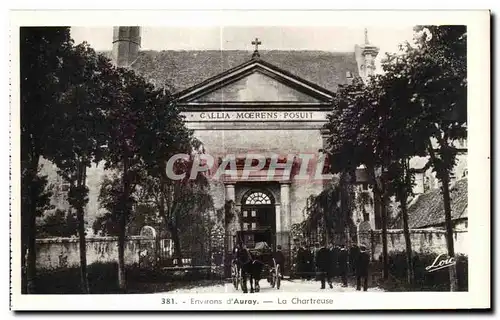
[112,26,141,68]
[355,28,379,83]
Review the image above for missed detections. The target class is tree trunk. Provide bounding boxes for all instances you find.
[339,172,349,244]
[77,164,90,293]
[401,201,413,285]
[21,243,27,294]
[427,140,458,291]
[26,153,40,294]
[27,196,37,293]
[368,166,389,280]
[117,213,127,292]
[117,155,130,292]
[401,160,414,286]
[171,226,183,267]
[380,193,389,280]
[441,174,458,291]
[21,174,29,294]
[77,206,89,293]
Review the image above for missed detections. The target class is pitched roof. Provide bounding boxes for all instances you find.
[126,50,359,93]
[393,178,468,229]
[174,58,335,103]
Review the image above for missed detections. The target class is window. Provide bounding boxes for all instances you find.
[243,223,249,230]
[251,210,256,217]
[251,222,257,229]
[243,211,248,217]
[244,191,272,205]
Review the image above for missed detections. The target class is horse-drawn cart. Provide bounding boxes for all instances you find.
[231,241,282,291]
[250,242,282,289]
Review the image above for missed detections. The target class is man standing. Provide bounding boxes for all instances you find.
[305,244,315,280]
[349,244,360,276]
[297,242,307,280]
[313,242,321,280]
[327,242,337,280]
[338,244,349,287]
[274,245,285,280]
[356,245,370,291]
[315,241,333,289]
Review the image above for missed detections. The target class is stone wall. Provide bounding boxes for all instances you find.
[36,236,149,271]
[358,229,468,261]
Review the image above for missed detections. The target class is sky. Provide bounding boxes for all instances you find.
[71,26,416,72]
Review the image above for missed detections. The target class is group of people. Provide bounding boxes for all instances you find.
[295,241,370,291]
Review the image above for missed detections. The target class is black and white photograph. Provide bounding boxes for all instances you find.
[9,10,490,311]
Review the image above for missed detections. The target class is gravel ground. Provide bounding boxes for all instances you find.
[167,279,386,293]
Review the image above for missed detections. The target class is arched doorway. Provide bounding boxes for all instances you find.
[237,189,276,250]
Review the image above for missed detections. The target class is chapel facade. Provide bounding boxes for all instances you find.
[110,26,385,250]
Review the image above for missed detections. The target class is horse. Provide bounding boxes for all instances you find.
[235,246,264,293]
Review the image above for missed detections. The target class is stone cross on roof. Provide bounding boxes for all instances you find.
[251,37,262,59]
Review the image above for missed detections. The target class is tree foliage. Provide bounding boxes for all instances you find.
[37,209,79,238]
[323,25,467,289]
[29,173,55,218]
[20,27,75,293]
[95,174,129,236]
[21,27,210,292]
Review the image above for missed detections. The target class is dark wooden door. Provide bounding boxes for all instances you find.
[240,205,276,249]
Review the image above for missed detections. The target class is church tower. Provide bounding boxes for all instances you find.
[112,26,141,67]
[355,28,380,82]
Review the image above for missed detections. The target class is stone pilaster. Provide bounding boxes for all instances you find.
[280,183,291,232]
[225,184,235,201]
[224,184,237,250]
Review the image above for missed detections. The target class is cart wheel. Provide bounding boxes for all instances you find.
[276,264,281,290]
[269,259,277,288]
[231,263,239,290]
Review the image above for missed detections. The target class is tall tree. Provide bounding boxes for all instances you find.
[20,27,74,293]
[386,159,415,285]
[96,174,135,238]
[381,26,467,291]
[134,81,214,266]
[324,71,428,280]
[99,67,142,291]
[140,146,213,266]
[302,179,353,245]
[36,209,78,238]
[324,78,393,279]
[325,26,466,289]
[47,43,112,293]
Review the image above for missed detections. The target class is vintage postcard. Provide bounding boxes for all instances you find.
[9,10,490,311]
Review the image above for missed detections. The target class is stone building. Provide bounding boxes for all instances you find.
[107,26,386,251]
[40,26,467,251]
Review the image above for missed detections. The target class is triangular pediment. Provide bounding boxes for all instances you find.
[191,71,322,103]
[175,59,334,104]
